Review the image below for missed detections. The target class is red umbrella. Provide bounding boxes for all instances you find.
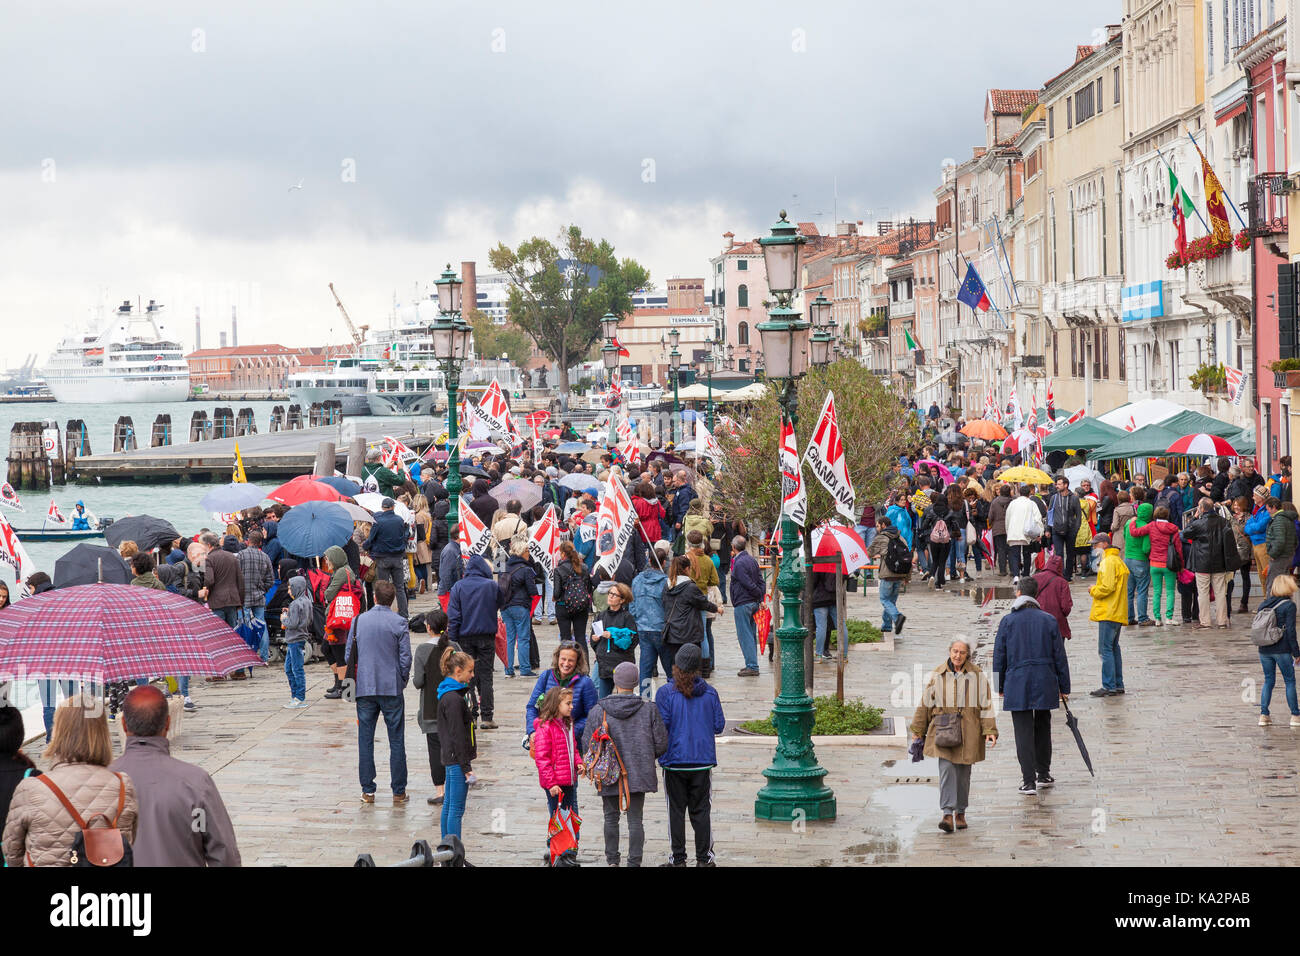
[0,584,264,682]
[1165,433,1239,456]
[810,522,870,573]
[267,475,344,506]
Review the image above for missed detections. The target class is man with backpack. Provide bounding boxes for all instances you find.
[365,498,412,620]
[868,514,910,634]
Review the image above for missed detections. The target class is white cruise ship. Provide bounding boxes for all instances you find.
[287,355,375,416]
[42,299,190,404]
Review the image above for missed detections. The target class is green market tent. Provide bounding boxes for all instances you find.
[1040,417,1127,452]
[1089,424,1185,461]
[1158,410,1245,439]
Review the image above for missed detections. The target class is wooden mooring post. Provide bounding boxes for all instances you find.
[63,419,90,482]
[286,405,303,430]
[112,417,137,453]
[313,441,337,478]
[269,405,285,432]
[8,422,49,490]
[189,411,210,441]
[212,407,235,439]
[150,414,173,447]
[236,407,257,436]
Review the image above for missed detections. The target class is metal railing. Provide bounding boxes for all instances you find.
[1248,173,1291,237]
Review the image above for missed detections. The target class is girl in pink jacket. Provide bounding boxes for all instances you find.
[1128,505,1185,625]
[533,687,583,818]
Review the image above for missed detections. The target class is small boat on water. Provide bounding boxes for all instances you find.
[12,527,106,543]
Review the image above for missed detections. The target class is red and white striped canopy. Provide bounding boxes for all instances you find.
[1001,428,1039,455]
[1165,433,1239,457]
[810,522,870,573]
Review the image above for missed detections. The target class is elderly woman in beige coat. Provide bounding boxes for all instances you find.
[910,639,998,833]
[4,694,138,866]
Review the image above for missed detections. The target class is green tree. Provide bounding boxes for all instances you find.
[466,309,533,369]
[714,360,917,531]
[488,226,650,400]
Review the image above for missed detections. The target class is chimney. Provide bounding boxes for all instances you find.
[231,306,238,348]
[461,261,478,316]
[219,331,228,349]
[723,231,735,253]
[195,307,202,350]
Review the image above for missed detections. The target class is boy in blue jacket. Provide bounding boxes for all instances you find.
[655,643,725,867]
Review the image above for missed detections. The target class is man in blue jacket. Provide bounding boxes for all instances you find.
[364,498,411,619]
[992,576,1071,796]
[728,536,766,678]
[447,552,503,728]
[669,472,697,541]
[345,580,413,804]
[632,542,671,687]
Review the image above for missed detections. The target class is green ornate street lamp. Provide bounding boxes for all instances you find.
[701,340,716,432]
[754,211,836,822]
[432,263,472,543]
[668,327,682,444]
[601,311,622,448]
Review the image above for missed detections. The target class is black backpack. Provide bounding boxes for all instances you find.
[884,534,913,575]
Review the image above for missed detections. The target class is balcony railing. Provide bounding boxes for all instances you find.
[1021,355,1045,368]
[1248,173,1291,238]
[890,299,915,318]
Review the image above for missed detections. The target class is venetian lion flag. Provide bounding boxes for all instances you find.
[0,483,22,511]
[595,478,637,573]
[779,415,807,528]
[456,496,493,557]
[527,504,562,575]
[802,391,856,522]
[0,512,35,584]
[1191,136,1235,245]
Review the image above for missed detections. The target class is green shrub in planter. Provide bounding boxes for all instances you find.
[825,619,883,647]
[741,696,884,736]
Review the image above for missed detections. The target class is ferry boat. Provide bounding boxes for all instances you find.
[287,356,375,416]
[42,299,190,404]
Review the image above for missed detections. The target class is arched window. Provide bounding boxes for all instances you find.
[738,321,750,345]
[737,284,749,307]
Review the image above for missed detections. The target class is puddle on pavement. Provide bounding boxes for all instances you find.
[948,585,1016,604]
[841,759,938,864]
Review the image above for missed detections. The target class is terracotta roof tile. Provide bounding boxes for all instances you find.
[1075,44,1097,62]
[988,89,1039,114]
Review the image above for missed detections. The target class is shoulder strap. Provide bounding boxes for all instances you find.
[112,773,125,826]
[35,773,88,829]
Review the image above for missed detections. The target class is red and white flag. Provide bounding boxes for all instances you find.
[0,483,22,512]
[595,478,637,573]
[695,417,725,464]
[1066,406,1086,425]
[0,512,35,585]
[1026,392,1039,433]
[802,391,856,522]
[456,496,493,557]
[604,381,623,410]
[616,418,634,445]
[1045,378,1055,418]
[1225,366,1248,407]
[382,436,418,472]
[1125,415,1136,432]
[527,504,562,574]
[1007,386,1023,430]
[983,386,999,422]
[779,415,807,528]
[472,379,511,436]
[46,500,67,525]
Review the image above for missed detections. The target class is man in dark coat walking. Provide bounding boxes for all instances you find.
[447,553,503,728]
[1049,475,1082,582]
[992,576,1071,796]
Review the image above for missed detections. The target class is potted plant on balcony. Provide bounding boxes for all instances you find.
[1269,358,1300,388]
[1189,362,1228,396]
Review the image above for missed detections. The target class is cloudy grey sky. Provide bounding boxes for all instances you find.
[1,0,1118,362]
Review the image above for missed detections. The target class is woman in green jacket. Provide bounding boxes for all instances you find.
[1121,502,1154,626]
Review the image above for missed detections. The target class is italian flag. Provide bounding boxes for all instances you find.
[1169,167,1194,257]
[903,327,919,351]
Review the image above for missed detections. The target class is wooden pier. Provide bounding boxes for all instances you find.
[71,422,434,483]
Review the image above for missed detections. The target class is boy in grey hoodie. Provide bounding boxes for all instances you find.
[281,576,312,708]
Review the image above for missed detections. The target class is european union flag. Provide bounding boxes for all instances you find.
[957,263,991,312]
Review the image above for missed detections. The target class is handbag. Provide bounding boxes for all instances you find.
[706,584,723,619]
[932,711,963,749]
[325,572,363,632]
[33,773,133,867]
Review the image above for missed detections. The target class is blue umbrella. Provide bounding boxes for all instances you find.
[315,475,362,497]
[276,502,355,557]
[555,442,589,454]
[199,482,268,514]
[559,473,601,495]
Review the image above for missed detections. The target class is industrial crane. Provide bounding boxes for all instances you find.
[328,282,369,355]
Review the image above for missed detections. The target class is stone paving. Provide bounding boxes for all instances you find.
[61,571,1300,866]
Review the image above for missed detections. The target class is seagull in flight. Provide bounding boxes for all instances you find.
[288,179,304,192]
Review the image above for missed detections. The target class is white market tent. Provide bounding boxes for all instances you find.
[1095,399,1188,430]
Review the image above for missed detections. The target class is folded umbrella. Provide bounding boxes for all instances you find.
[276,501,355,557]
[102,514,180,552]
[0,583,264,682]
[199,482,269,514]
[53,543,131,589]
[1062,699,1095,776]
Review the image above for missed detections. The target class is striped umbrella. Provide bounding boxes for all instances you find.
[1165,433,1239,457]
[0,584,264,682]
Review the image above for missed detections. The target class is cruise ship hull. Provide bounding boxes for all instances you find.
[289,387,371,416]
[366,391,443,416]
[45,376,191,404]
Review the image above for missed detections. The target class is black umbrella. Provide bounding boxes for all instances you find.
[458,465,492,480]
[53,543,131,589]
[102,514,181,552]
[1062,699,1095,776]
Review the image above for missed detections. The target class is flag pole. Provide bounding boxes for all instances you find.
[980,219,1018,312]
[1154,145,1212,235]
[1184,125,1250,231]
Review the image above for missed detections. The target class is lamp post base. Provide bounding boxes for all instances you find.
[754,780,837,822]
[754,695,838,822]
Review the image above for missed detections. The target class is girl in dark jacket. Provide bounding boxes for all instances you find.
[1255,575,1300,726]
[435,645,476,839]
[554,541,596,649]
[498,544,538,678]
[592,583,638,698]
[919,491,959,589]
[430,499,451,583]
[662,556,717,654]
